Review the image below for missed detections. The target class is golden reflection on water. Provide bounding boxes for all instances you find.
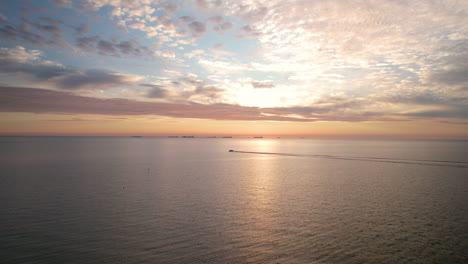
[246,140,280,209]
[235,139,285,258]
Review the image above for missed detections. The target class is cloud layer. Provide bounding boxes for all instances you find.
[0,0,466,134]
[1,85,466,123]
[0,86,310,122]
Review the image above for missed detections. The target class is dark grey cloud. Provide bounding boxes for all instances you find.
[0,50,66,79]
[188,21,206,35]
[207,16,223,23]
[371,87,468,120]
[141,84,170,98]
[220,22,233,30]
[0,15,85,48]
[116,41,136,54]
[1,14,146,56]
[162,3,178,14]
[0,24,46,45]
[74,23,88,35]
[175,75,226,100]
[194,0,223,9]
[381,90,443,105]
[268,106,325,115]
[265,95,368,120]
[242,6,268,22]
[214,22,233,32]
[32,23,61,33]
[377,87,468,114]
[239,25,261,38]
[426,49,468,89]
[179,16,194,23]
[157,16,179,29]
[76,36,153,57]
[0,13,7,23]
[206,16,233,33]
[38,17,64,26]
[0,48,139,90]
[398,107,468,119]
[439,120,468,125]
[194,85,225,98]
[55,69,136,90]
[49,0,72,8]
[97,40,117,55]
[251,81,275,89]
[0,19,67,47]
[195,0,209,9]
[43,117,129,122]
[241,25,254,32]
[76,35,99,50]
[180,75,204,86]
[1,15,89,48]
[429,68,468,87]
[313,94,364,109]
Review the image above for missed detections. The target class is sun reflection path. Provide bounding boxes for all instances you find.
[230,139,287,259]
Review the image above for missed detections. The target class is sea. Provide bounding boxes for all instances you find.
[0,137,467,264]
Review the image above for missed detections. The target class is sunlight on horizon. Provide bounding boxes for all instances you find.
[0,0,466,138]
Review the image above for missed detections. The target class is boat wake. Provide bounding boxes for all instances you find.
[229,150,468,168]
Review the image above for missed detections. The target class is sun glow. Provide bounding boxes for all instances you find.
[236,87,290,108]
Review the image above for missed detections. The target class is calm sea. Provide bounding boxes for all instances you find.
[1,137,467,264]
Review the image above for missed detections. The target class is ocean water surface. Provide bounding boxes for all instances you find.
[0,137,467,263]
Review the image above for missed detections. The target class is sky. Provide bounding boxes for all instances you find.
[0,0,467,138]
